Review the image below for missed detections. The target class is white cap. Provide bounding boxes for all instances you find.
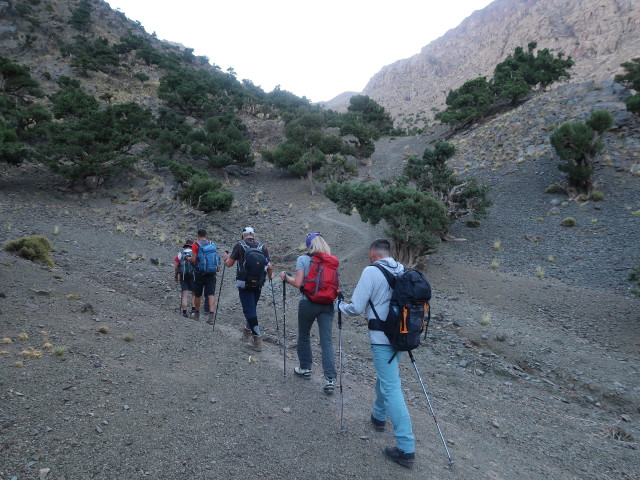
[241,226,255,237]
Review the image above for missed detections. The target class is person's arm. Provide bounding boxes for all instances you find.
[174,256,180,282]
[223,244,239,268]
[263,245,274,279]
[189,243,198,263]
[280,269,304,288]
[339,266,376,316]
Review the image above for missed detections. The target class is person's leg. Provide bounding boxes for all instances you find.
[204,275,216,324]
[316,305,337,379]
[238,288,259,335]
[193,275,204,317]
[296,300,315,371]
[371,345,415,453]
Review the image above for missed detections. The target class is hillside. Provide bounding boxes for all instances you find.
[2,69,640,480]
[325,0,640,128]
[1,3,640,478]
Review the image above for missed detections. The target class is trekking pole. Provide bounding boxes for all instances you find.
[337,292,345,433]
[408,350,454,467]
[282,273,289,377]
[212,263,226,334]
[269,278,281,349]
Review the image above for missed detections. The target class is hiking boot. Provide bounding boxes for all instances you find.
[242,327,252,342]
[182,311,189,318]
[323,377,335,395]
[293,367,312,379]
[206,313,214,325]
[249,335,263,352]
[192,310,200,320]
[371,414,386,432]
[384,446,415,468]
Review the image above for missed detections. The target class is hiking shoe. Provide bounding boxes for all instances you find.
[293,367,312,379]
[371,414,386,432]
[242,327,252,342]
[323,378,335,395]
[192,311,200,320]
[206,314,215,325]
[384,447,415,468]
[249,335,263,352]
[182,312,189,318]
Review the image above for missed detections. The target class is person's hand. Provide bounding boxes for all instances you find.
[334,298,341,312]
[279,271,287,282]
[222,251,229,261]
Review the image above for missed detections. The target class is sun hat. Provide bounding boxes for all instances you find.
[242,226,255,237]
[306,232,322,248]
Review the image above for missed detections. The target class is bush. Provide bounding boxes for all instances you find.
[560,217,577,227]
[591,190,605,201]
[4,235,55,267]
[179,174,233,213]
[628,267,640,297]
[550,110,614,196]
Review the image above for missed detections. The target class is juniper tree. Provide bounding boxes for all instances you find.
[403,141,491,237]
[324,181,450,266]
[615,58,640,116]
[550,110,614,197]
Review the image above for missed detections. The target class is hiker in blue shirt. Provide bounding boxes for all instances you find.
[338,238,416,468]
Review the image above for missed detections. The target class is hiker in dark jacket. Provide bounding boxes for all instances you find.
[280,233,337,395]
[222,227,273,351]
[338,238,416,468]
[174,240,195,318]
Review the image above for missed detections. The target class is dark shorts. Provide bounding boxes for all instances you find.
[179,275,195,292]
[194,273,216,298]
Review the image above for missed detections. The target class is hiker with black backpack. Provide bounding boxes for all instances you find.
[174,240,196,318]
[189,229,221,324]
[337,238,416,469]
[280,233,339,395]
[222,227,273,351]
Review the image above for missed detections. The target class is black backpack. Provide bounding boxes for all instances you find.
[237,240,267,289]
[368,264,432,362]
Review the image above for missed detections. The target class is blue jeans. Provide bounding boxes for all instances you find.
[238,287,261,334]
[371,345,415,453]
[296,300,336,379]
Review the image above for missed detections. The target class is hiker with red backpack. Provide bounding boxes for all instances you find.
[222,227,273,351]
[280,233,339,395]
[337,238,416,469]
[189,229,221,324]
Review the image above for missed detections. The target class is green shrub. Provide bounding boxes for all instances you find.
[4,235,54,267]
[591,190,605,201]
[545,184,564,194]
[628,267,640,297]
[133,72,149,82]
[466,219,481,227]
[560,217,577,227]
[179,174,233,212]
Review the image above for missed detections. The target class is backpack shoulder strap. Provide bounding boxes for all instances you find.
[372,263,395,289]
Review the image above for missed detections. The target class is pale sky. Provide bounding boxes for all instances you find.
[105,0,494,103]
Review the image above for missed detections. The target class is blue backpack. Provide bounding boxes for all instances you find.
[196,240,219,274]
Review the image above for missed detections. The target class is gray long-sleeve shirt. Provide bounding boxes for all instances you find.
[339,257,404,345]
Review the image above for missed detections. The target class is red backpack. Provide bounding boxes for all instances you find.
[301,252,340,304]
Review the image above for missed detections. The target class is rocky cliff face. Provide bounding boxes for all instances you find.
[348,0,639,126]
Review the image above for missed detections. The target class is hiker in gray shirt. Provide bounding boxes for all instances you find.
[338,238,416,468]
